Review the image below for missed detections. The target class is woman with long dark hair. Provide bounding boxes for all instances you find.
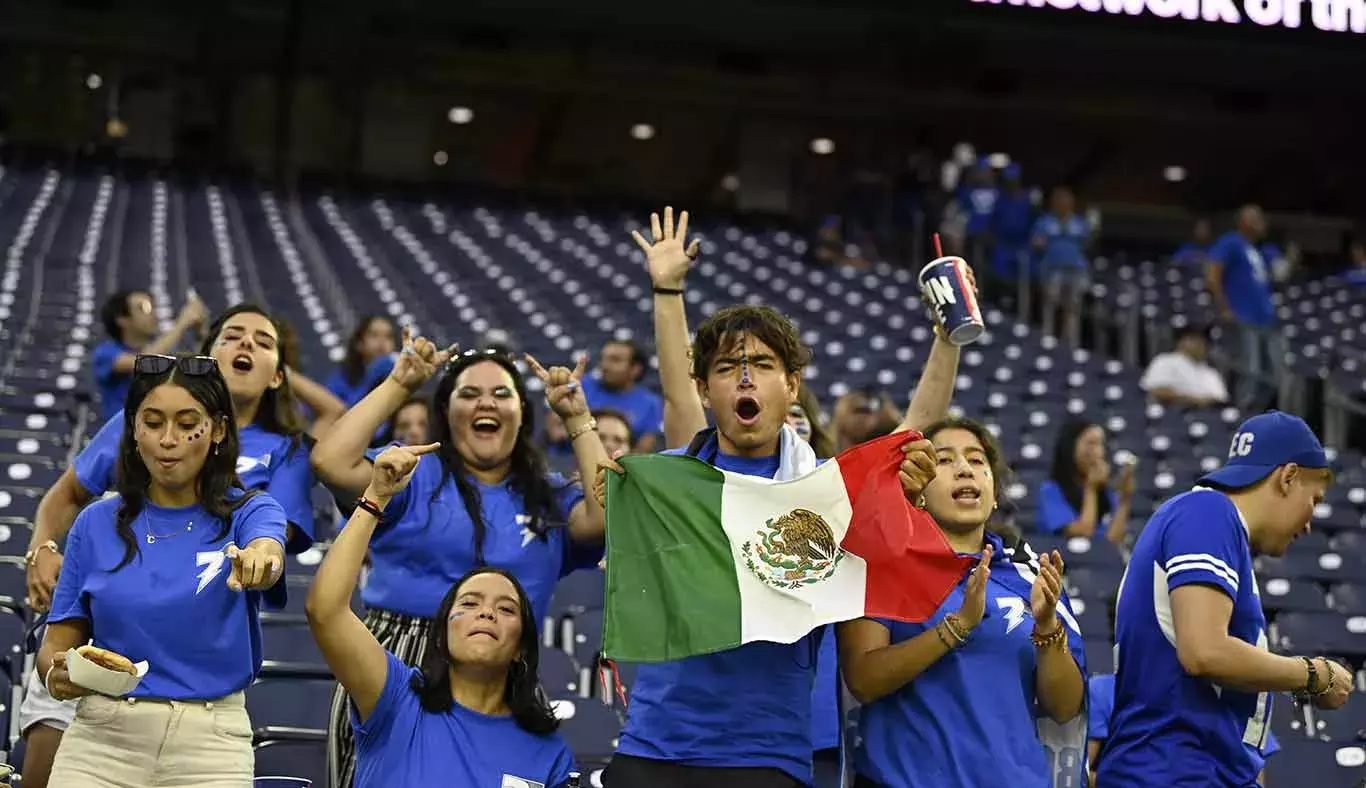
[839,417,1087,788]
[383,396,431,446]
[19,305,337,788]
[37,354,287,787]
[326,314,399,407]
[1036,418,1134,544]
[310,330,609,788]
[306,442,574,787]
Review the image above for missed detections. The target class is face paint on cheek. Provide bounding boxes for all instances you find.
[448,610,465,622]
[185,424,208,443]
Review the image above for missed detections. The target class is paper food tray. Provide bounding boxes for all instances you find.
[65,647,149,697]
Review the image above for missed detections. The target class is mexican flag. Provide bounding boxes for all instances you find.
[602,431,975,662]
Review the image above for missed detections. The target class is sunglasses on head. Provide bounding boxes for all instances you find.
[451,347,515,365]
[134,354,219,377]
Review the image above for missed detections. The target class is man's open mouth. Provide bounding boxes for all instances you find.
[735,396,761,426]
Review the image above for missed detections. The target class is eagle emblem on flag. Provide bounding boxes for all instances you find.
[741,508,843,590]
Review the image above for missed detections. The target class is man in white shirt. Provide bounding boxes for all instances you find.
[1140,325,1229,408]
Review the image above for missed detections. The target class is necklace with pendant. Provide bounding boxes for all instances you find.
[144,512,193,544]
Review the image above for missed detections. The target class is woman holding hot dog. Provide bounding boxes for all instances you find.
[37,354,287,788]
[310,331,610,788]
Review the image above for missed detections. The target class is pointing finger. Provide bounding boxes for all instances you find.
[408,442,442,457]
[523,353,550,380]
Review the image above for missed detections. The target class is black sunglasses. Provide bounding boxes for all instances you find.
[450,346,516,365]
[134,354,219,377]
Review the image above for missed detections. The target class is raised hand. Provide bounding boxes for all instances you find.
[1086,458,1111,489]
[369,442,442,500]
[591,449,627,509]
[526,354,590,422]
[899,438,937,502]
[1116,460,1137,499]
[46,651,92,702]
[923,263,978,342]
[389,327,457,392]
[956,543,993,629]
[225,542,283,592]
[1031,550,1065,630]
[630,206,701,290]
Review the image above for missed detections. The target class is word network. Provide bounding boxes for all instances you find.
[970,0,1366,34]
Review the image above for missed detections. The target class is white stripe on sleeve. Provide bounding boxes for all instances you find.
[1166,553,1240,592]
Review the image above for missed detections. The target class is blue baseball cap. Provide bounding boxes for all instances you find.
[1198,410,1329,489]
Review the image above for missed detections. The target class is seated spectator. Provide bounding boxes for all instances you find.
[1032,186,1094,348]
[1171,218,1213,268]
[326,315,399,407]
[1139,325,1228,408]
[1036,419,1133,545]
[579,339,664,453]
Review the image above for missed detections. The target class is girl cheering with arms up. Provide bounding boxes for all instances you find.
[307,442,575,787]
[310,330,608,787]
[37,354,287,788]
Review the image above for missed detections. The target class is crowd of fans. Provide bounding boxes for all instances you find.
[2,197,1352,788]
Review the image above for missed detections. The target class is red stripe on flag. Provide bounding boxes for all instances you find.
[953,259,982,323]
[834,432,975,623]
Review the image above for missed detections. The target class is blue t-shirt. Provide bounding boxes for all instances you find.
[1171,242,1209,268]
[92,339,133,423]
[354,650,576,788]
[49,493,287,700]
[1035,480,1121,536]
[579,376,664,445]
[74,410,317,553]
[325,353,397,408]
[617,448,823,784]
[1089,671,1278,776]
[810,625,841,752]
[958,185,999,236]
[855,531,1088,788]
[1032,213,1091,273]
[358,448,594,622]
[1208,232,1274,326]
[1098,489,1270,787]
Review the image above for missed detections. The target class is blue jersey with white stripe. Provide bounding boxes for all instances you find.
[1098,489,1270,787]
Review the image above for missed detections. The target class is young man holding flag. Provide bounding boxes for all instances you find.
[593,208,968,788]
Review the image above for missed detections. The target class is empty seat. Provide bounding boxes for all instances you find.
[1072,597,1113,641]
[1275,612,1366,658]
[1027,534,1126,571]
[1084,640,1115,676]
[1329,583,1366,617]
[563,610,604,670]
[544,569,605,627]
[539,645,584,700]
[1311,692,1366,744]
[1260,577,1330,614]
[550,697,622,763]
[1264,739,1366,788]
[1063,566,1121,603]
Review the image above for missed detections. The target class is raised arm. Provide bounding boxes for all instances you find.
[840,548,990,704]
[287,367,348,438]
[527,354,610,543]
[306,442,441,721]
[898,265,975,433]
[631,207,707,449]
[310,329,453,498]
[108,295,209,375]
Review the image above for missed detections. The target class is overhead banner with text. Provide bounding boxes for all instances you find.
[969,0,1366,35]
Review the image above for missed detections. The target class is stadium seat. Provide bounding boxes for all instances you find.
[246,677,335,731]
[1329,584,1366,617]
[1264,739,1366,788]
[563,610,604,669]
[1084,640,1114,676]
[1312,692,1366,744]
[1027,534,1126,571]
[550,698,622,764]
[544,569,606,631]
[539,645,586,700]
[1071,597,1113,641]
[1063,567,1121,604]
[1260,577,1331,615]
[253,738,326,788]
[261,615,325,665]
[1275,612,1366,659]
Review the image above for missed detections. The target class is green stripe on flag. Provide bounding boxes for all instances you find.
[602,453,743,662]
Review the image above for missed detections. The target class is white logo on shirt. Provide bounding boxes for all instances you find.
[518,514,536,548]
[195,550,228,595]
[501,777,545,788]
[997,596,1029,635]
[236,454,270,475]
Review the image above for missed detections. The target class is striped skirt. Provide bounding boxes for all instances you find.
[326,607,432,788]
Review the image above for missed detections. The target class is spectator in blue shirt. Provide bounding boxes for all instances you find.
[307,444,575,788]
[579,339,664,452]
[1032,187,1094,347]
[1171,218,1213,268]
[311,337,608,788]
[957,160,1000,261]
[1206,205,1282,411]
[38,354,287,787]
[1035,419,1133,546]
[991,164,1035,296]
[92,290,208,421]
[381,395,431,446]
[326,314,399,408]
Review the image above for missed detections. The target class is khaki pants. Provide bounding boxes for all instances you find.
[48,691,254,788]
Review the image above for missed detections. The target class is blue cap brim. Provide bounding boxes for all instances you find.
[1197,464,1280,488]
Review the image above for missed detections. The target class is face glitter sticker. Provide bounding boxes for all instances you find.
[185,422,208,443]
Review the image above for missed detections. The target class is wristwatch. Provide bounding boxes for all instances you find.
[25,540,59,566]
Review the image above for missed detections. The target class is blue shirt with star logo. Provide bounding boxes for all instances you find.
[73,410,317,552]
[355,447,597,622]
[854,530,1087,788]
[48,492,288,700]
